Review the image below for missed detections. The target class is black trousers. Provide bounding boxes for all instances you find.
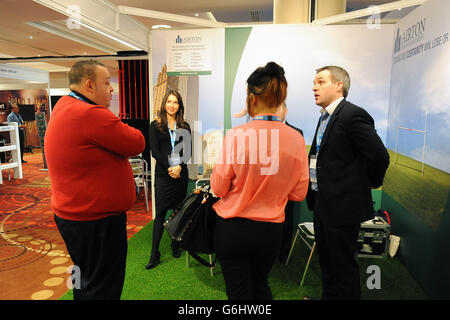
[19,129,25,161]
[214,216,283,300]
[54,213,128,300]
[313,205,361,299]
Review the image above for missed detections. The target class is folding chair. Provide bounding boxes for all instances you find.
[285,222,316,286]
[129,157,149,212]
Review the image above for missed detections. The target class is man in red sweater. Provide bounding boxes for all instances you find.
[45,60,145,300]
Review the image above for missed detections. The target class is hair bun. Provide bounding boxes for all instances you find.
[265,62,284,78]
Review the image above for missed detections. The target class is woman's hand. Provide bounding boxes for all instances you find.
[233,105,248,118]
[168,165,182,179]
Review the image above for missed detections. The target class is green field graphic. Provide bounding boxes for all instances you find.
[383,149,450,231]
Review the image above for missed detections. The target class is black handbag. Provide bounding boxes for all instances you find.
[164,188,219,267]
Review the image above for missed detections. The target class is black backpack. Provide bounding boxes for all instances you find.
[164,189,219,267]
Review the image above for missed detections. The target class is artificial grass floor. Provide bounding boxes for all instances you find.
[60,220,428,300]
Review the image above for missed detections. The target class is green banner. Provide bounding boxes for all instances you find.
[224,27,252,131]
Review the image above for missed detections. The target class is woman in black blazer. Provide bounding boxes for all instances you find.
[146,90,191,270]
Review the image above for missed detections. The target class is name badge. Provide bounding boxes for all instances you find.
[309,155,317,184]
[168,154,181,166]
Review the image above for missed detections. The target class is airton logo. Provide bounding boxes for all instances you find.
[394,18,426,53]
[175,35,202,44]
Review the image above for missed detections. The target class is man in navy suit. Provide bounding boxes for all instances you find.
[306,66,389,299]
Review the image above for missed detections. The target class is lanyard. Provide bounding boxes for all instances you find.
[316,112,330,154]
[252,115,282,122]
[69,91,92,104]
[168,123,177,150]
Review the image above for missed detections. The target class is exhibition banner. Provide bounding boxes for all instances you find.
[0,64,49,83]
[227,24,394,147]
[383,0,450,299]
[388,0,449,174]
[385,0,450,230]
[165,29,215,76]
[152,28,225,178]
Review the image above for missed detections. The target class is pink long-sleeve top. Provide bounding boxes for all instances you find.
[211,114,309,223]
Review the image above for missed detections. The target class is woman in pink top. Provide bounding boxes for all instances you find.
[211,62,309,300]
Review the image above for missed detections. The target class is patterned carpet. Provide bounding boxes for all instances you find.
[0,149,152,300]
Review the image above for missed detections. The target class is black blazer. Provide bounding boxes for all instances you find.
[306,99,390,227]
[149,120,191,178]
[286,121,304,137]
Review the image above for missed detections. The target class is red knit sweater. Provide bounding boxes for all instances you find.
[44,96,145,221]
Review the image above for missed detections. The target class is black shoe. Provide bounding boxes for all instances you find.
[21,160,28,163]
[171,244,181,258]
[145,252,161,270]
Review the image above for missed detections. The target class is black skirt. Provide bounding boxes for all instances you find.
[154,171,188,213]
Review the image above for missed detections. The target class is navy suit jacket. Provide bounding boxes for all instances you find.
[306,99,390,227]
[285,121,303,137]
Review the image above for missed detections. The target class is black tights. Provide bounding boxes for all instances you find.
[149,206,178,260]
[149,176,187,261]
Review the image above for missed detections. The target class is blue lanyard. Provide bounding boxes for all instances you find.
[69,91,91,104]
[168,123,177,150]
[316,112,330,153]
[253,115,282,122]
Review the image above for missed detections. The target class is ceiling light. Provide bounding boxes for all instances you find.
[26,21,117,55]
[78,21,142,50]
[29,36,33,39]
[195,13,199,17]
[152,24,172,29]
